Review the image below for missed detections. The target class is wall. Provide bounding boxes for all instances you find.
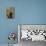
[0,0,18,44]
[16,0,46,24]
[0,0,46,44]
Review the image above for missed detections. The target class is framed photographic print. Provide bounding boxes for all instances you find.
[6,7,15,19]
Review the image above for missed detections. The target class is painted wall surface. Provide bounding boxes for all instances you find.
[0,0,18,44]
[16,0,46,24]
[0,0,46,44]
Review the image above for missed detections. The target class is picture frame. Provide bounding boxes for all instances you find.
[6,7,15,19]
